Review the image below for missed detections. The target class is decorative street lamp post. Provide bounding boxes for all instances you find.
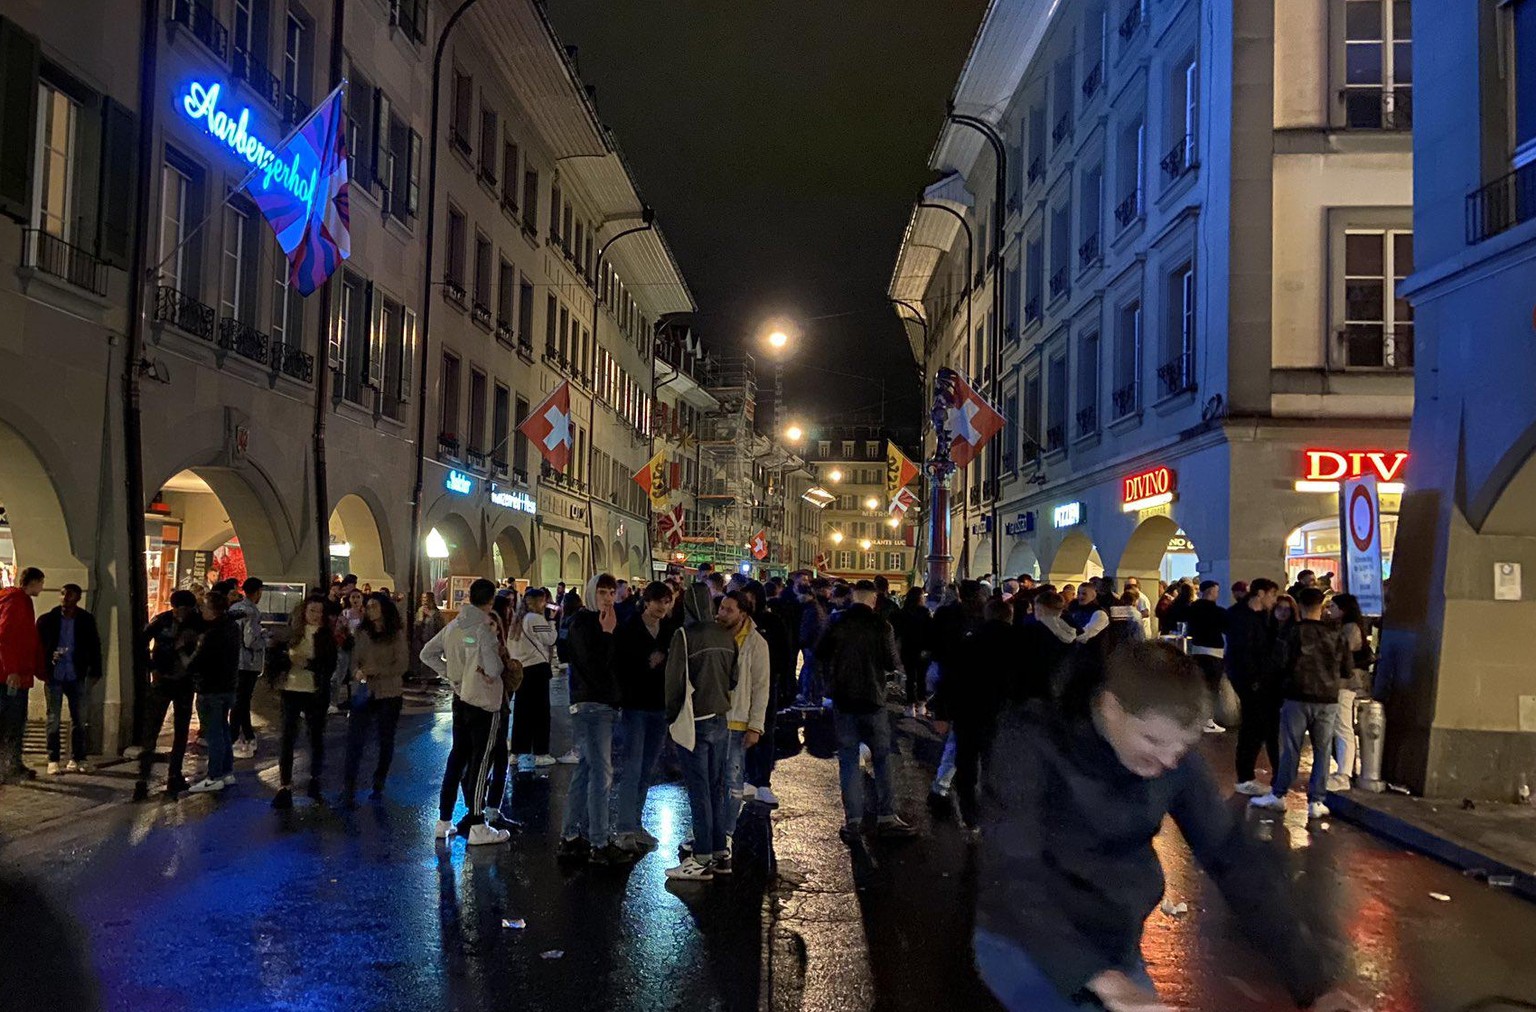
[927,367,960,592]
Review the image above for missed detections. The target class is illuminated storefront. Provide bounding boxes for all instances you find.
[1286,448,1405,585]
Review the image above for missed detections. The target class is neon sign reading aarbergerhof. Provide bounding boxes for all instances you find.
[180,81,317,203]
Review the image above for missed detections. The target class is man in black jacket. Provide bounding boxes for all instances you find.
[1225,578,1282,796]
[559,573,631,865]
[744,580,791,809]
[36,585,102,774]
[133,590,203,800]
[930,597,1023,830]
[976,640,1357,1012]
[186,593,241,794]
[816,581,914,843]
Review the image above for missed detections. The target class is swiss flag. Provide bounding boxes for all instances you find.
[518,380,574,472]
[750,530,769,560]
[945,370,1004,470]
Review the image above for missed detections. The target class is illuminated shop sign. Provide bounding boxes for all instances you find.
[490,486,537,514]
[1121,466,1176,512]
[1295,449,1408,494]
[1004,512,1035,536]
[1052,501,1082,528]
[179,81,318,204]
[445,470,474,495]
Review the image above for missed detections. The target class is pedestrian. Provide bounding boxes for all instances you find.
[484,590,518,811]
[931,596,1021,833]
[411,592,444,682]
[872,575,900,624]
[1122,576,1153,636]
[974,640,1355,1012]
[1018,590,1078,702]
[1175,580,1230,734]
[554,588,583,664]
[1250,587,1353,818]
[1160,580,1195,635]
[1098,590,1147,654]
[557,574,631,865]
[745,580,791,809]
[614,581,676,852]
[132,589,204,799]
[1063,582,1107,637]
[929,580,986,801]
[420,578,510,845]
[186,592,240,794]
[1226,578,1283,796]
[1272,592,1299,633]
[0,567,45,782]
[614,579,637,626]
[795,581,830,707]
[509,588,558,772]
[891,587,932,718]
[817,580,915,844]
[36,583,101,775]
[228,577,268,758]
[1287,568,1317,600]
[263,595,338,809]
[718,590,771,868]
[343,592,409,803]
[1325,593,1373,792]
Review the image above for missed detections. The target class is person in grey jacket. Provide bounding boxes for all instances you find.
[228,578,268,758]
[663,582,738,882]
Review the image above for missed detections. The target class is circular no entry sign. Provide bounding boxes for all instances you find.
[1349,484,1376,553]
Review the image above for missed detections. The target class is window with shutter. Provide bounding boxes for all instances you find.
[97,99,135,266]
[0,18,40,223]
[406,129,421,216]
[399,306,417,403]
[373,89,391,207]
[328,278,345,368]
[368,283,386,389]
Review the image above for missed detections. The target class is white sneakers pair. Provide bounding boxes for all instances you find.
[1247,790,1330,821]
[187,774,237,794]
[434,819,510,845]
[47,760,92,775]
[233,740,257,759]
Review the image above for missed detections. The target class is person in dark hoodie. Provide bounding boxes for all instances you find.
[1225,578,1283,797]
[663,581,738,882]
[185,592,241,794]
[976,640,1359,1012]
[133,590,204,799]
[558,573,631,866]
[742,579,791,809]
[614,581,677,853]
[37,584,102,774]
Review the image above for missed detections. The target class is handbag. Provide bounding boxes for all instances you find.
[1214,676,1242,728]
[668,628,696,751]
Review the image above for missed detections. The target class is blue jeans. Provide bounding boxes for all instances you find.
[45,680,88,762]
[197,692,236,780]
[797,650,820,702]
[561,702,617,844]
[722,728,747,836]
[0,686,30,770]
[679,714,729,859]
[933,730,958,793]
[834,709,894,824]
[615,708,668,835]
[1272,700,1339,802]
[973,928,1153,1011]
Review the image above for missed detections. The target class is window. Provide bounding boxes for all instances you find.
[450,69,472,152]
[1163,58,1197,180]
[33,82,77,240]
[1047,353,1068,451]
[1115,119,1144,228]
[500,139,519,209]
[478,106,497,182]
[371,89,394,209]
[1514,0,1536,163]
[497,257,515,338]
[1113,300,1142,416]
[549,183,562,240]
[842,440,855,457]
[1025,238,1043,323]
[270,234,301,351]
[282,10,311,108]
[1342,0,1411,129]
[158,156,201,293]
[440,351,461,444]
[444,206,466,298]
[518,276,534,347]
[885,552,904,572]
[835,551,854,570]
[545,294,557,353]
[562,203,573,253]
[817,440,831,457]
[513,395,530,474]
[1049,202,1072,299]
[1053,57,1075,147]
[345,68,375,190]
[219,201,260,325]
[389,116,421,221]
[1027,104,1046,185]
[558,304,569,361]
[522,167,539,231]
[864,440,879,457]
[1342,229,1414,368]
[1079,164,1103,266]
[1004,265,1021,341]
[1077,331,1100,436]
[1002,386,1019,473]
[1023,371,1042,457]
[1159,262,1195,395]
[378,297,406,421]
[338,274,368,403]
[473,233,492,320]
[467,368,487,456]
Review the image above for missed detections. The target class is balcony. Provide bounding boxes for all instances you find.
[1112,381,1139,418]
[437,433,460,459]
[494,320,513,345]
[1027,155,1044,186]
[1049,265,1070,301]
[517,334,533,359]
[491,455,508,476]
[1160,136,1195,181]
[1024,295,1041,323]
[1342,88,1413,132]
[389,0,427,43]
[1078,232,1100,270]
[1052,112,1073,147]
[512,466,529,486]
[441,277,466,309]
[232,47,281,108]
[471,300,493,329]
[1156,351,1195,398]
[1467,160,1536,245]
[1341,327,1414,370]
[1114,189,1142,229]
[1045,424,1065,453]
[217,317,269,365]
[272,341,314,382]
[1081,62,1102,100]
[153,284,215,340]
[1118,0,1144,41]
[465,448,487,470]
[282,92,310,127]
[167,0,229,60]
[20,230,108,296]
[1076,404,1098,437]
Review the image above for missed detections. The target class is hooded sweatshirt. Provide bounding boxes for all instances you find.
[664,583,737,723]
[567,577,620,707]
[419,605,504,712]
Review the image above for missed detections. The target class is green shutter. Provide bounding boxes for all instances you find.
[98,99,137,268]
[0,17,40,223]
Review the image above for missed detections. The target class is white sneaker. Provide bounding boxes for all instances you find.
[46,762,61,776]
[467,823,511,846]
[1203,719,1226,734]
[222,773,237,787]
[1234,780,1268,797]
[755,786,781,809]
[664,856,714,882]
[433,819,458,840]
[859,743,873,772]
[1249,792,1286,811]
[65,760,85,773]
[1308,801,1331,819]
[555,750,580,765]
[186,777,225,794]
[1327,774,1352,793]
[234,741,255,759]
[533,754,558,767]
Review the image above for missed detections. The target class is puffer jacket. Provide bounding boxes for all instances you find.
[664,583,737,723]
[419,605,504,712]
[1280,619,1353,704]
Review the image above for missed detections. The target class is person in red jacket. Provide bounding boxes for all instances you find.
[0,567,46,781]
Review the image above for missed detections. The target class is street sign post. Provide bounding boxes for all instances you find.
[1342,474,1385,615]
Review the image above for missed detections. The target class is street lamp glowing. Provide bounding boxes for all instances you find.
[828,469,843,482]
[859,539,872,550]
[864,496,879,510]
[830,530,844,543]
[886,516,900,528]
[768,330,789,349]
[785,424,803,441]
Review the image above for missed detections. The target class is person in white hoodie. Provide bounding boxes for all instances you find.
[419,578,510,846]
[716,590,770,871]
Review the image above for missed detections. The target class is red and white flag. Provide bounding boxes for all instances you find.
[888,486,918,520]
[517,381,574,472]
[750,530,769,560]
[946,372,1004,470]
[657,503,685,548]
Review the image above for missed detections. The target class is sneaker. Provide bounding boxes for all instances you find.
[838,822,862,846]
[664,857,714,882]
[187,777,225,794]
[555,750,580,765]
[66,760,90,773]
[132,780,150,802]
[534,754,558,767]
[46,761,61,776]
[556,836,591,861]
[272,788,293,810]
[929,785,951,801]
[1308,801,1331,819]
[486,810,524,832]
[433,819,458,840]
[1234,780,1269,797]
[711,853,733,876]
[876,815,918,838]
[1249,792,1286,811]
[1203,719,1226,734]
[754,786,781,809]
[590,843,637,866]
[1327,774,1352,793]
[222,774,237,787]
[467,823,511,846]
[858,743,873,772]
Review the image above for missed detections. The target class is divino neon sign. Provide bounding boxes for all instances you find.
[179,81,318,204]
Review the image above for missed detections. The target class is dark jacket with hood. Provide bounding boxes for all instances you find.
[187,614,241,695]
[664,583,737,723]
[1280,619,1353,704]
[1223,602,1279,694]
[568,583,620,707]
[815,602,900,715]
[144,610,205,684]
[978,696,1341,1006]
[929,617,1021,726]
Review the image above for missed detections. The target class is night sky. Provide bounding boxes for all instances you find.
[545,1,989,438]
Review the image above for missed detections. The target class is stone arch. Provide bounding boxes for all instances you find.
[539,546,561,586]
[493,526,532,580]
[972,535,995,580]
[0,417,89,592]
[630,545,646,580]
[1116,514,1186,582]
[612,538,626,577]
[152,466,288,583]
[563,550,584,582]
[428,512,480,575]
[330,492,393,589]
[592,536,609,572]
[1045,532,1103,584]
[1004,539,1041,581]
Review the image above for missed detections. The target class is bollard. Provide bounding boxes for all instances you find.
[1357,700,1387,792]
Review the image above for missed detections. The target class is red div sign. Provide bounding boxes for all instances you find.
[1122,465,1176,505]
[1303,449,1407,483]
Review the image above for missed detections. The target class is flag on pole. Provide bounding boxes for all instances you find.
[658,503,686,548]
[632,449,670,510]
[889,486,918,520]
[945,372,1005,470]
[517,381,575,472]
[885,443,919,502]
[247,83,350,296]
[750,530,769,560]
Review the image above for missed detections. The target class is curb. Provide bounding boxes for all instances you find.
[1326,790,1536,905]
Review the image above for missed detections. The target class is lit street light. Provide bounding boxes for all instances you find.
[859,538,872,550]
[886,516,900,528]
[768,330,789,349]
[828,468,843,482]
[831,530,844,543]
[864,496,879,509]
[785,424,804,442]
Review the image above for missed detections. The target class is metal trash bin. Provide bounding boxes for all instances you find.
[1357,699,1387,793]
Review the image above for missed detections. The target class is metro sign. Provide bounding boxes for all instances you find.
[1122,465,1176,512]
[1302,449,1407,483]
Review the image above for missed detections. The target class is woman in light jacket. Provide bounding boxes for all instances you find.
[267,595,338,809]
[343,593,409,802]
[509,588,557,772]
[1326,593,1373,791]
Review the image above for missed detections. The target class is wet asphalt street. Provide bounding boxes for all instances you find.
[6,702,1536,1012]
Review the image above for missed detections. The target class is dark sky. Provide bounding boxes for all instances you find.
[544,1,989,438]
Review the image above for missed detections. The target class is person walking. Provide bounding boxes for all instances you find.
[0,567,46,781]
[1226,578,1282,796]
[36,583,101,774]
[931,596,1022,833]
[1175,580,1230,733]
[411,593,444,682]
[420,578,510,845]
[509,588,558,772]
[817,580,915,844]
[745,579,792,809]
[928,580,986,801]
[663,582,738,883]
[132,590,204,799]
[1325,593,1373,792]
[614,581,676,853]
[891,587,932,718]
[227,577,267,758]
[557,574,631,865]
[794,581,830,708]
[343,593,409,803]
[264,596,339,809]
[718,591,771,871]
[1250,587,1353,818]
[186,593,241,794]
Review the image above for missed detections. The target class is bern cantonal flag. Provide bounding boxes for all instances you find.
[632,449,670,510]
[247,83,350,297]
[750,530,769,560]
[518,381,575,472]
[885,443,919,501]
[658,503,685,548]
[946,371,1005,470]
[889,486,918,520]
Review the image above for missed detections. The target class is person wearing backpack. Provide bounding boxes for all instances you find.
[227,578,268,758]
